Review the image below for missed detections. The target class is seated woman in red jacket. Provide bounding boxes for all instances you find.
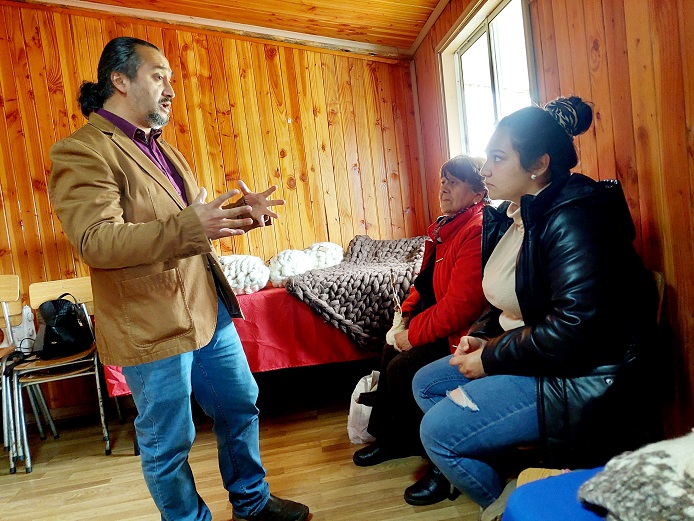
[353,155,488,467]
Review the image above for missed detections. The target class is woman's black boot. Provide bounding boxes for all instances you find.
[404,465,458,506]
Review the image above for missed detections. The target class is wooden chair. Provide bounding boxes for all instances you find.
[11,277,110,473]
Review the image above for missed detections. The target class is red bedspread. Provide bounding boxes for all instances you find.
[104,287,371,397]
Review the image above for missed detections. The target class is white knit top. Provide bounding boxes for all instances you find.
[482,202,526,331]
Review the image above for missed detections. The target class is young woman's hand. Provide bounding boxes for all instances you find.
[450,336,487,379]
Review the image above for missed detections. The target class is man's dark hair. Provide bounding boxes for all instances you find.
[78,37,161,118]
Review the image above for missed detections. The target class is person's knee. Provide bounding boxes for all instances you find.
[412,365,429,398]
[420,408,449,452]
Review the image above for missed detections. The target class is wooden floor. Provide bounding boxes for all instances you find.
[0,366,480,520]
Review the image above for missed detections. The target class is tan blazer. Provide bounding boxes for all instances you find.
[49,113,247,366]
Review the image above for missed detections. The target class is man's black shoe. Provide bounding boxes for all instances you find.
[234,494,309,521]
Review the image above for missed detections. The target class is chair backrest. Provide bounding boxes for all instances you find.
[0,274,22,346]
[28,277,93,310]
[29,277,95,337]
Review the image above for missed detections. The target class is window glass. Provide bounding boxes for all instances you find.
[455,0,531,157]
[460,34,496,158]
[490,0,532,119]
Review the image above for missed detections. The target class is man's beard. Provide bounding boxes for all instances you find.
[146,111,169,129]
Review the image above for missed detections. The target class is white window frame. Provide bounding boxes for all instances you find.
[437,0,538,158]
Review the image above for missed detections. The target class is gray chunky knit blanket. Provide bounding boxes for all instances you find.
[285,235,426,352]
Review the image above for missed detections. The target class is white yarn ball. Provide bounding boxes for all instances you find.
[268,249,314,287]
[218,255,270,295]
[303,242,344,269]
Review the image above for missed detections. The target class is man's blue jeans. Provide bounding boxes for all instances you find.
[123,299,269,521]
[412,355,539,508]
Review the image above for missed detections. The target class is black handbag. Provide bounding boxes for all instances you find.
[35,293,95,360]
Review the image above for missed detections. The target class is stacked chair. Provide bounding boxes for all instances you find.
[0,274,22,473]
[9,276,110,473]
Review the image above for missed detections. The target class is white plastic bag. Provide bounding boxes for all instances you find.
[347,370,379,444]
[2,305,37,354]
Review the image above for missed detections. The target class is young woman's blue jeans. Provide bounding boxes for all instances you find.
[123,299,269,521]
[412,355,539,508]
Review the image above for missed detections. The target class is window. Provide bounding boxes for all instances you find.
[440,0,535,158]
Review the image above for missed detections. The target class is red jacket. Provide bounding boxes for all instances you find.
[401,201,486,351]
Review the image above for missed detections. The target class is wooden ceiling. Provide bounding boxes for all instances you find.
[46,0,445,54]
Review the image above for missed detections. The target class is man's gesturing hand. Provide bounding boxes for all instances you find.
[191,187,254,240]
[237,180,284,226]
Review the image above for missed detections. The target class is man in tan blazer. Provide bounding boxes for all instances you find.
[49,36,309,521]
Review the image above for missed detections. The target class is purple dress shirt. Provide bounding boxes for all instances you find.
[97,109,188,205]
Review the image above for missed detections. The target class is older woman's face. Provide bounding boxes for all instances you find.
[439,171,481,215]
[481,127,536,204]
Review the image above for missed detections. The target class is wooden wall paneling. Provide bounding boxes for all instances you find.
[53,13,85,137]
[12,7,61,281]
[278,46,318,249]
[550,0,575,100]
[207,35,239,255]
[264,44,303,251]
[236,40,276,259]
[527,0,546,102]
[363,60,393,239]
[393,64,426,235]
[102,16,132,42]
[179,34,215,192]
[416,38,446,223]
[191,34,239,257]
[677,0,694,426]
[583,0,616,182]
[534,0,560,102]
[22,8,77,280]
[0,15,22,278]
[600,0,642,252]
[52,12,90,278]
[375,61,406,239]
[652,0,694,432]
[280,47,322,247]
[250,42,290,254]
[562,0,598,177]
[0,122,24,281]
[85,16,106,79]
[306,51,342,245]
[320,53,356,245]
[293,48,330,244]
[0,7,46,285]
[162,28,196,192]
[69,16,91,90]
[224,39,269,257]
[623,1,666,271]
[348,57,381,236]
[131,21,148,42]
[334,56,366,238]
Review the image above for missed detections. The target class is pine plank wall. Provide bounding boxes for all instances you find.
[414,0,694,435]
[1,0,692,435]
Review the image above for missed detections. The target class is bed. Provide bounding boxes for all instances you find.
[103,287,373,397]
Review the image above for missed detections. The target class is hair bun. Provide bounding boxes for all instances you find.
[544,96,593,137]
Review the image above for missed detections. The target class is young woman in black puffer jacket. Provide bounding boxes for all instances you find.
[406,96,660,513]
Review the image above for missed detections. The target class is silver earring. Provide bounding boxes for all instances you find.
[530,174,537,180]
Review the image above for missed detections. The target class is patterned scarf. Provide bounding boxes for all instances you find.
[432,203,475,243]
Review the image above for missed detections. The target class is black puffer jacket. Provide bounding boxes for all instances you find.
[472,174,659,467]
